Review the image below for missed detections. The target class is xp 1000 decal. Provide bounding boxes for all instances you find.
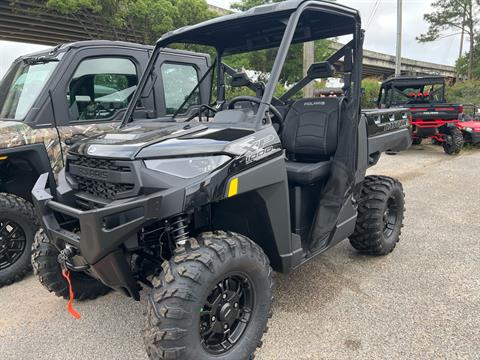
[237,134,282,165]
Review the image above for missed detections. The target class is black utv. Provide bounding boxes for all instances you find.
[32,1,411,359]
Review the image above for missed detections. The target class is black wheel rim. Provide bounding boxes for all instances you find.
[0,218,27,271]
[200,273,254,354]
[383,197,399,238]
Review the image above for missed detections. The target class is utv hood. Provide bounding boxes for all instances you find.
[458,121,480,130]
[69,122,254,159]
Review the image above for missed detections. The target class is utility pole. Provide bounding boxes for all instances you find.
[303,41,315,97]
[458,9,465,59]
[395,0,403,77]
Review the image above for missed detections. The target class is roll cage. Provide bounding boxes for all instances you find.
[122,0,363,128]
[378,76,447,108]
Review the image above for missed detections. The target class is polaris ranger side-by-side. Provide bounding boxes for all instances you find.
[32,1,411,359]
[378,76,464,154]
[0,40,210,287]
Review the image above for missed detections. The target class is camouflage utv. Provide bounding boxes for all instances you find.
[0,40,210,287]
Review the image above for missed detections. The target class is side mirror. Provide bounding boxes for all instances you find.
[307,61,335,79]
[230,72,252,87]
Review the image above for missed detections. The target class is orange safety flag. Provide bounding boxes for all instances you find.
[61,269,81,319]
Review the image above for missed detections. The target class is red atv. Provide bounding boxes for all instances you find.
[378,76,464,155]
[457,104,480,145]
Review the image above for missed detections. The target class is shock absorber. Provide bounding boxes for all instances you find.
[170,214,189,247]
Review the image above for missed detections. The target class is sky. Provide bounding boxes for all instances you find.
[0,0,468,78]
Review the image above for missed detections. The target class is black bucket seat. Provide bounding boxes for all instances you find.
[282,97,342,185]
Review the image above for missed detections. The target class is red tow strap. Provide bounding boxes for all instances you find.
[61,269,81,319]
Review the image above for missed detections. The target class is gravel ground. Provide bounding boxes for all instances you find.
[1,144,479,360]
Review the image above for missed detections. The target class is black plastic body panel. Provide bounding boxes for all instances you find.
[32,173,185,298]
[362,108,412,164]
[468,132,480,144]
[0,144,56,199]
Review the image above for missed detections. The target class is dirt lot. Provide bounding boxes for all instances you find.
[0,144,479,360]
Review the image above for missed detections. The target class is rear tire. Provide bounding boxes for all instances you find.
[442,127,464,155]
[350,176,405,255]
[32,229,110,300]
[411,137,422,145]
[0,193,38,287]
[144,231,273,360]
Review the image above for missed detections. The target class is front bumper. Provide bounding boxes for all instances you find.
[468,131,480,144]
[32,173,185,299]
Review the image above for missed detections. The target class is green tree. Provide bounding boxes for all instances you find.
[361,78,381,109]
[224,41,334,84]
[417,0,479,79]
[456,33,480,79]
[228,0,334,84]
[445,79,480,104]
[15,0,217,44]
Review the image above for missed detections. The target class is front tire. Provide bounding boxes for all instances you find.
[32,229,110,300]
[442,127,464,155]
[350,176,405,255]
[0,193,38,287]
[144,231,273,360]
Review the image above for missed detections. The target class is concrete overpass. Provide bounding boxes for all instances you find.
[0,1,456,79]
[331,42,456,79]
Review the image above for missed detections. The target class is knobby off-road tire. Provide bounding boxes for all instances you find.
[350,176,405,255]
[32,228,110,300]
[144,231,274,360]
[442,127,464,155]
[0,193,38,287]
[411,137,422,145]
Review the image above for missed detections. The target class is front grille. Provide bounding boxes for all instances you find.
[69,156,131,173]
[68,155,135,201]
[72,176,134,200]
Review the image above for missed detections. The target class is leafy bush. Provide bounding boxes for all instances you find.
[445,80,480,105]
[361,78,381,109]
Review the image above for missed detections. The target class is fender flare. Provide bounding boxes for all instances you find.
[0,143,57,193]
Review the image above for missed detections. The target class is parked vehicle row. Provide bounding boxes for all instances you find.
[377,75,480,154]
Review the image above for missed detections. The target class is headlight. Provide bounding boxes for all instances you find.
[144,155,231,178]
[464,127,473,132]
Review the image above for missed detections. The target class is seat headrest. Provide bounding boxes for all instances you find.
[282,97,341,162]
[290,97,342,111]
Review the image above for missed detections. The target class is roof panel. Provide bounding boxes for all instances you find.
[156,0,360,53]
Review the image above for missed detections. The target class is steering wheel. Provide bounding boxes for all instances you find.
[185,104,218,122]
[228,96,283,132]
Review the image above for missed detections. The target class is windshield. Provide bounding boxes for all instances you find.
[0,58,58,120]
[122,3,360,127]
[387,82,446,106]
[462,105,480,121]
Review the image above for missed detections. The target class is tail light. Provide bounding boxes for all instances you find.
[458,105,463,114]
